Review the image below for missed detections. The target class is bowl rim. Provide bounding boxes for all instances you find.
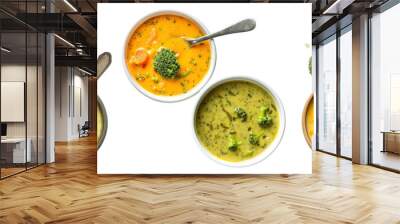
[192,76,286,167]
[123,10,217,103]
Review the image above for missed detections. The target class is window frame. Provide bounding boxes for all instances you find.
[315,24,353,161]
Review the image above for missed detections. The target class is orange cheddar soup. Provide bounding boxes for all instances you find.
[126,15,211,96]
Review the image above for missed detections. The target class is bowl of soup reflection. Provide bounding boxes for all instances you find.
[302,94,314,148]
[97,97,108,149]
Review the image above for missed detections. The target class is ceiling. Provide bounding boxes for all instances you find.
[0,0,99,73]
[0,0,392,71]
[310,0,389,43]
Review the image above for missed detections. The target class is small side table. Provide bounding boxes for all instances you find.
[381,131,400,154]
[1,138,32,164]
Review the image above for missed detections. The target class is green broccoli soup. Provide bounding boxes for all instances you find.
[195,80,280,163]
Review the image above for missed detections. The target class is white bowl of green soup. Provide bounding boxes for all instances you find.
[194,77,285,167]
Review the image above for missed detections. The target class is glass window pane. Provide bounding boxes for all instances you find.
[317,36,337,154]
[27,31,38,169]
[371,4,400,171]
[1,31,27,177]
[0,1,46,179]
[340,28,352,158]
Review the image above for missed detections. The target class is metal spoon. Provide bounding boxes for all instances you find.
[185,19,256,47]
[97,52,112,79]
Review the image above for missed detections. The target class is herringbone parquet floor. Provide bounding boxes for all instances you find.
[1,135,400,224]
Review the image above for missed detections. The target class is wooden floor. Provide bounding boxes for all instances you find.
[372,150,400,171]
[1,167,26,178]
[1,163,43,178]
[1,135,400,223]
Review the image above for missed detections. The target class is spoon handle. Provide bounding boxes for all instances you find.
[97,52,112,79]
[190,19,256,45]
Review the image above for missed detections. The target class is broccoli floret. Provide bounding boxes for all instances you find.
[248,133,260,146]
[153,48,180,78]
[258,116,272,127]
[228,136,241,152]
[234,107,247,122]
[258,106,273,128]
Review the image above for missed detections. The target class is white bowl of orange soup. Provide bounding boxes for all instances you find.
[124,11,216,102]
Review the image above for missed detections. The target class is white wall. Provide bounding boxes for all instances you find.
[1,65,26,138]
[55,67,70,141]
[1,65,37,138]
[55,67,89,141]
[72,73,89,138]
[1,82,25,122]
[1,64,46,164]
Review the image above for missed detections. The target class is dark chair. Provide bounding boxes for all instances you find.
[79,121,90,138]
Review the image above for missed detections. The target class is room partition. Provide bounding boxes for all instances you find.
[0,0,47,179]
